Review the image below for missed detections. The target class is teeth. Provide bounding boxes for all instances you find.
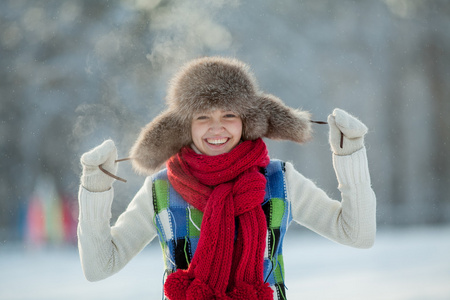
[207,138,228,145]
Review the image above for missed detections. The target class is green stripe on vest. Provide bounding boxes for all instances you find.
[154,179,169,213]
[269,198,285,228]
[273,253,286,283]
[188,207,202,237]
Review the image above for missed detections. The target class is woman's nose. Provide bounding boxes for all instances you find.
[209,119,224,133]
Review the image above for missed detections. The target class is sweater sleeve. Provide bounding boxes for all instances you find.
[77,176,158,281]
[286,147,376,248]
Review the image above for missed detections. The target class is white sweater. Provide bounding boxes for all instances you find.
[78,148,376,282]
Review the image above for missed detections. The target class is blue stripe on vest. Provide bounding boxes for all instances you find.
[152,159,292,300]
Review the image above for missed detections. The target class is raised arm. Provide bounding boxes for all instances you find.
[77,140,158,281]
[288,109,376,248]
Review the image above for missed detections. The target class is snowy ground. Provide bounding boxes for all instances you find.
[1,225,449,300]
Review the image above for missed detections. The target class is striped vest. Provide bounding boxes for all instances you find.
[152,160,292,300]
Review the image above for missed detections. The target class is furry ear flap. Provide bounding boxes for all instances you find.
[256,94,312,143]
[129,110,191,175]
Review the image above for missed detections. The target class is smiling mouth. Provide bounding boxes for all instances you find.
[206,138,229,145]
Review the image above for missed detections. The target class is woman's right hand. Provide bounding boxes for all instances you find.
[80,139,118,192]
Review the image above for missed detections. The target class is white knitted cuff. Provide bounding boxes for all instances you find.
[332,147,371,187]
[78,186,113,221]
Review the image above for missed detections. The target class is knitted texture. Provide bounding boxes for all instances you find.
[80,139,118,192]
[151,160,292,299]
[328,109,367,156]
[165,138,273,300]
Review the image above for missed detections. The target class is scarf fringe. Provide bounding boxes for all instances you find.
[164,270,273,300]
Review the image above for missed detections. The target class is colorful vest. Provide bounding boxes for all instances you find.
[152,160,293,300]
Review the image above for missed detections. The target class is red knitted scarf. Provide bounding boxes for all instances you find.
[164,138,273,300]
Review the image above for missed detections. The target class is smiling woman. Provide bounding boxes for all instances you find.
[78,56,376,300]
[191,110,243,156]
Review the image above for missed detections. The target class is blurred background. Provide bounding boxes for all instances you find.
[1,0,449,299]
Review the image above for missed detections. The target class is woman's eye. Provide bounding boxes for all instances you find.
[224,114,237,118]
[196,115,208,120]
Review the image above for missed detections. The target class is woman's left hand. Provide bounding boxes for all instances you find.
[328,108,368,156]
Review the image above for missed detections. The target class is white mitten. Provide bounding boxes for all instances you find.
[80,140,118,192]
[328,108,368,156]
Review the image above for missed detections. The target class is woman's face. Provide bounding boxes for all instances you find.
[191,109,243,156]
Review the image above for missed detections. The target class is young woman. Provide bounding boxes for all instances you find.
[78,57,376,300]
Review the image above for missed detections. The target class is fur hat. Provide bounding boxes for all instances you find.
[130,56,312,174]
